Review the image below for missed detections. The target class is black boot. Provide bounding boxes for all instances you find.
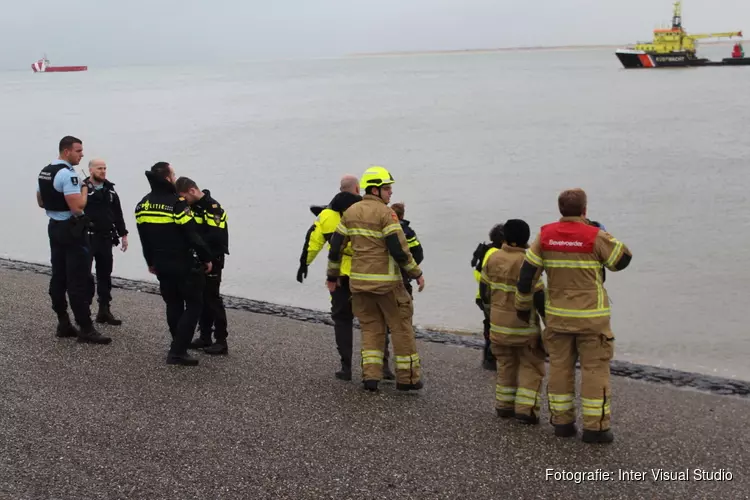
[496,408,515,418]
[166,352,199,366]
[554,423,577,438]
[189,337,212,349]
[582,429,614,444]
[363,380,379,392]
[204,342,228,355]
[77,324,112,345]
[55,313,79,338]
[515,414,540,425]
[335,360,352,381]
[396,380,424,391]
[96,303,122,326]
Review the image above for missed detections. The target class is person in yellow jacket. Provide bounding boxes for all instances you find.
[516,188,632,444]
[297,175,364,381]
[327,166,425,393]
[472,224,504,370]
[480,219,546,424]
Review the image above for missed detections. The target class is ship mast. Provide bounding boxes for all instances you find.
[672,1,682,30]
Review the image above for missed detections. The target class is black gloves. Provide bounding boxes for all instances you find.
[296,263,308,283]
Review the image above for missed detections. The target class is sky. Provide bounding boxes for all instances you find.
[2,0,749,69]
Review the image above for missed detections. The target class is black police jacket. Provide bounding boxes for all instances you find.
[134,171,213,275]
[82,177,128,238]
[191,189,229,267]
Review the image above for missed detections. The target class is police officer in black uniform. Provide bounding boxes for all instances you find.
[36,136,111,344]
[175,176,230,355]
[135,162,214,366]
[82,158,129,326]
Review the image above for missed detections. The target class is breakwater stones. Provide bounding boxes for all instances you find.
[2,257,747,399]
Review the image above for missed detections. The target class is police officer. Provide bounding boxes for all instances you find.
[82,158,129,326]
[36,136,111,344]
[135,162,214,366]
[297,175,363,381]
[175,176,230,355]
[327,166,425,393]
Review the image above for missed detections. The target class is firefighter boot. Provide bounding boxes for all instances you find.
[55,311,78,338]
[96,303,122,326]
[582,429,614,444]
[363,380,379,392]
[554,423,577,438]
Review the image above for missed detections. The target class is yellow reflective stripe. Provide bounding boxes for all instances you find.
[135,216,175,224]
[135,210,172,217]
[394,353,420,370]
[362,349,384,365]
[407,237,419,248]
[605,240,624,268]
[403,260,418,272]
[490,323,538,335]
[514,291,533,303]
[543,259,601,269]
[496,385,516,402]
[329,262,341,268]
[348,228,383,238]
[335,223,348,235]
[350,272,401,282]
[582,398,611,416]
[596,268,604,309]
[205,217,227,229]
[548,393,575,411]
[525,249,543,267]
[382,223,401,235]
[546,305,610,318]
[515,387,539,408]
[534,278,545,291]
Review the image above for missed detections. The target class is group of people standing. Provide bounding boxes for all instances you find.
[36,136,230,365]
[37,136,633,444]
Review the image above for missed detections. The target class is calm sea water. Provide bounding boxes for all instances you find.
[2,46,749,380]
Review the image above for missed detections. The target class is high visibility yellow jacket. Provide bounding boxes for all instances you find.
[516,216,632,335]
[327,194,422,294]
[474,246,499,300]
[299,192,361,277]
[481,246,545,346]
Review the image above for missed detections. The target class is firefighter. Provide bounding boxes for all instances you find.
[326,166,425,392]
[175,177,230,355]
[480,219,546,424]
[296,175,366,381]
[472,224,504,370]
[82,158,129,326]
[134,162,214,366]
[516,188,632,443]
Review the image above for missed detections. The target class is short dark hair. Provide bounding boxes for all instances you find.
[489,224,505,247]
[150,162,171,179]
[59,136,82,153]
[391,202,405,220]
[558,188,587,217]
[175,176,198,193]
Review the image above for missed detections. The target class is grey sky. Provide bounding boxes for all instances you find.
[2,0,748,69]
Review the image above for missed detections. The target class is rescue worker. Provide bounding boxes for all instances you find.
[82,158,129,326]
[326,166,425,393]
[135,162,214,366]
[472,224,505,370]
[516,188,632,443]
[296,175,367,381]
[36,136,111,344]
[480,219,546,424]
[175,177,230,355]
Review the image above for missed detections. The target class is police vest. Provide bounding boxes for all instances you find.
[38,164,70,212]
[84,180,116,234]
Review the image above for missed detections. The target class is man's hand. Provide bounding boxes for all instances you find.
[416,275,425,292]
[148,266,156,275]
[204,261,213,274]
[296,264,308,283]
[326,279,338,293]
[120,235,128,252]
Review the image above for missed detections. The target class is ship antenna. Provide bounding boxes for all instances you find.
[672,0,682,30]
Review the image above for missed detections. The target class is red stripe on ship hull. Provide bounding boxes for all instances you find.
[638,54,654,68]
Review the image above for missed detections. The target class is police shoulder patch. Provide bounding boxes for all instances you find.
[178,196,185,201]
[70,176,79,186]
[212,203,218,209]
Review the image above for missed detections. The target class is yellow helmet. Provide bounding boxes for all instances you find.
[360,166,395,191]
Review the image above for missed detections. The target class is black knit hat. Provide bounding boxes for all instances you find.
[503,219,530,246]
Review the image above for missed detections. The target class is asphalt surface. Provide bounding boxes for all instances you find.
[1,268,748,500]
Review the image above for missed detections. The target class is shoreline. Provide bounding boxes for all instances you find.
[2,256,748,399]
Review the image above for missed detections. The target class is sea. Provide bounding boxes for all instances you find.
[1,45,749,381]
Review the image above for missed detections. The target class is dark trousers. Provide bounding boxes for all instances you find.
[330,276,354,367]
[157,269,205,356]
[476,299,496,363]
[48,219,94,329]
[198,269,229,343]
[90,235,114,305]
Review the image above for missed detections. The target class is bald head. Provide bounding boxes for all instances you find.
[88,158,108,183]
[340,174,360,195]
